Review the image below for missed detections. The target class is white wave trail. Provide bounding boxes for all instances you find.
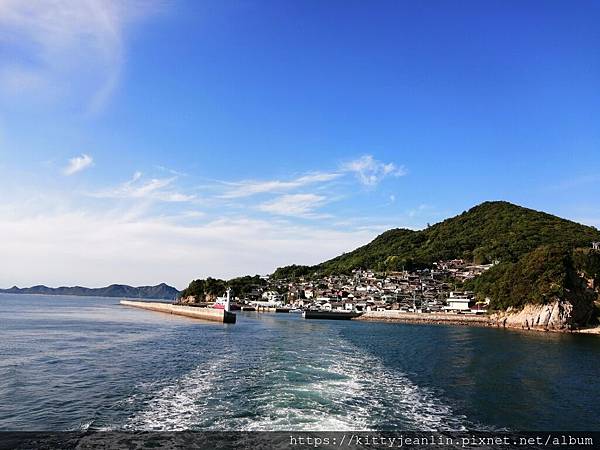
[123,353,234,431]
[233,335,470,431]
[122,330,475,431]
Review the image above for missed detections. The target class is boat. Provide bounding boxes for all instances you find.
[212,303,241,311]
[302,310,362,320]
[209,289,242,311]
[289,309,302,313]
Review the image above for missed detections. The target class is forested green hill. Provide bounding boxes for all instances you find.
[272,201,600,313]
[319,201,600,273]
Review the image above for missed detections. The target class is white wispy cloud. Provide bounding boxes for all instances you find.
[220,172,341,198]
[0,206,373,289]
[0,0,161,112]
[63,154,93,175]
[218,156,406,200]
[92,172,195,202]
[258,194,327,218]
[0,153,412,287]
[341,154,407,186]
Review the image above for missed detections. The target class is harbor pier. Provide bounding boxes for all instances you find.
[120,300,236,323]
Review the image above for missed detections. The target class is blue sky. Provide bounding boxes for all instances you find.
[1,0,599,288]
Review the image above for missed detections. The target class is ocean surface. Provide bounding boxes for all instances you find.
[1,293,599,431]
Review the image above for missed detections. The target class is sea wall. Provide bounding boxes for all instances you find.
[120,300,236,324]
[356,310,490,326]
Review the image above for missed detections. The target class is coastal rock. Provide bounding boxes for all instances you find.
[178,295,198,305]
[490,299,590,332]
[176,293,217,305]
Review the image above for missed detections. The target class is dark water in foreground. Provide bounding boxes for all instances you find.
[1,294,599,431]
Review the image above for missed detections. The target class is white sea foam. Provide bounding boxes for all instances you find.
[228,333,470,431]
[123,328,475,431]
[123,353,234,431]
[326,345,467,431]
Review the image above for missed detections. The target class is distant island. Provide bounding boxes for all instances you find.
[0,283,180,300]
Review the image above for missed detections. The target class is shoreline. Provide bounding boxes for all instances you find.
[355,311,490,327]
[354,310,600,335]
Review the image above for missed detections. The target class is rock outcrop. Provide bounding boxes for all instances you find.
[176,293,218,305]
[177,295,198,305]
[490,297,594,332]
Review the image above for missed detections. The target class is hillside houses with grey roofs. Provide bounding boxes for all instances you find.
[242,260,495,314]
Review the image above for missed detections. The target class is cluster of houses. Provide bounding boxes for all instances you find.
[433,260,497,282]
[237,260,494,315]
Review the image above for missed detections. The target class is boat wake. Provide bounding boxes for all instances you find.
[122,352,237,431]
[122,324,480,431]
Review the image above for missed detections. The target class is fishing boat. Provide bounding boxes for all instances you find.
[213,291,242,310]
[213,302,241,310]
[302,310,362,320]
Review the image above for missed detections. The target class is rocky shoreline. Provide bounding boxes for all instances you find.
[356,302,599,335]
[488,299,596,333]
[356,311,490,327]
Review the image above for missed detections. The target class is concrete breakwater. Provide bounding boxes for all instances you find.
[356,310,490,326]
[356,308,599,334]
[120,300,236,324]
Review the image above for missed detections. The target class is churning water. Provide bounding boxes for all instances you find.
[1,294,599,431]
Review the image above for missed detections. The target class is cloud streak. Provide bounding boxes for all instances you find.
[63,154,93,175]
[0,0,160,113]
[92,172,195,202]
[220,172,341,199]
[341,154,407,186]
[258,194,328,218]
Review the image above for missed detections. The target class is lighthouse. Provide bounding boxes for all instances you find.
[225,287,232,312]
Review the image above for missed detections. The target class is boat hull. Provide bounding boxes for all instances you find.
[302,310,362,320]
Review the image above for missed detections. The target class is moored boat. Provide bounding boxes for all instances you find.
[302,310,362,320]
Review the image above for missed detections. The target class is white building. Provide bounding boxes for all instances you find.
[262,291,282,302]
[443,292,472,312]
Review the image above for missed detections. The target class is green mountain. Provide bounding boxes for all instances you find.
[319,201,600,273]
[273,201,600,315]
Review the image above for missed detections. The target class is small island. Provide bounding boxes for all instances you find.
[177,201,600,333]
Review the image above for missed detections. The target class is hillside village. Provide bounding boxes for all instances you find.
[180,259,497,314]
[259,260,495,313]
